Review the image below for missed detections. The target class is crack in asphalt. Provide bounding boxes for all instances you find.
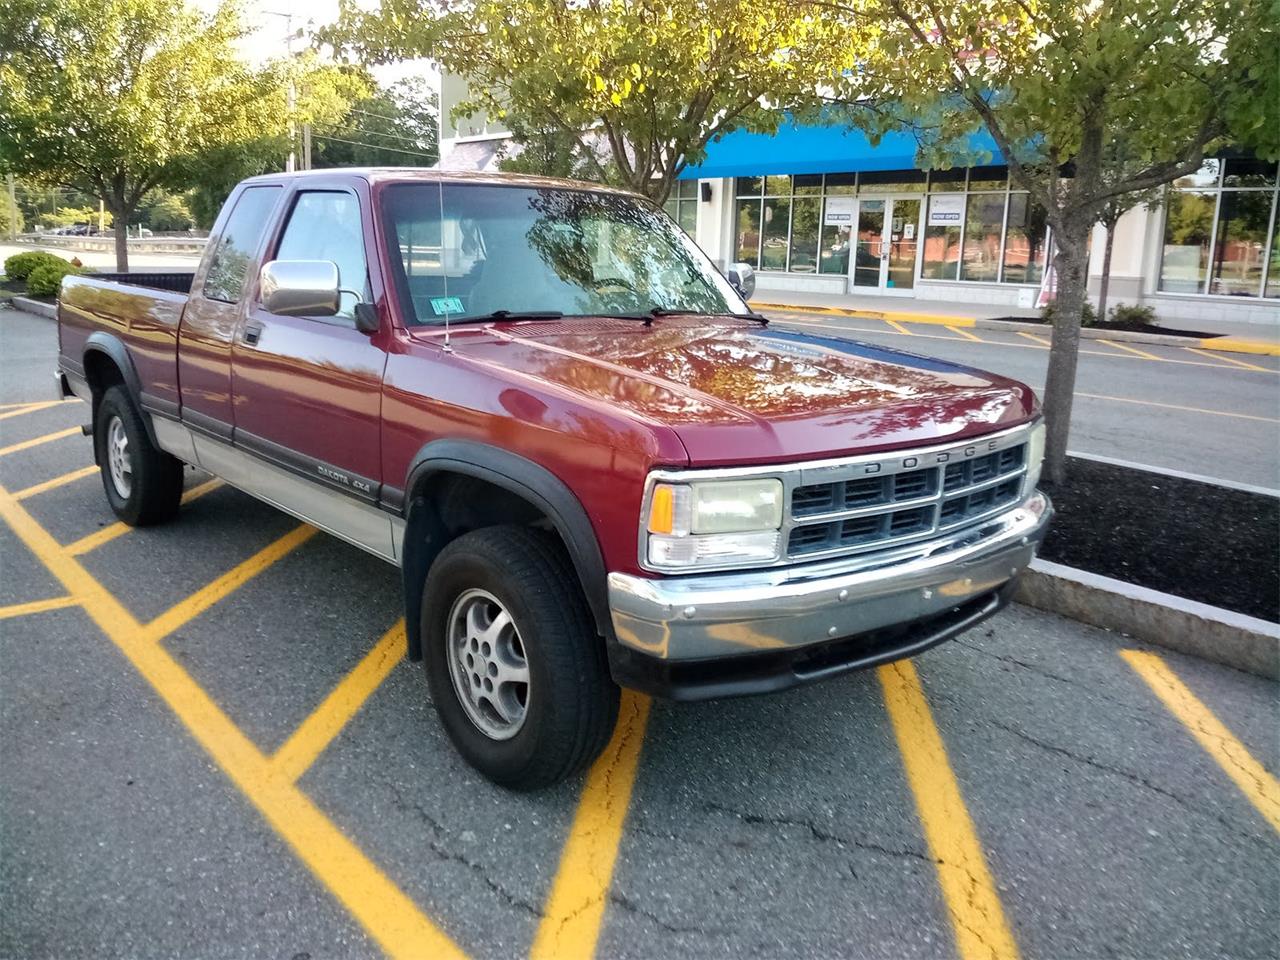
[606,892,708,935]
[381,779,543,917]
[701,800,933,863]
[987,719,1269,843]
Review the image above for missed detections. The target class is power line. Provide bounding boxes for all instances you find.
[333,124,433,146]
[310,134,438,159]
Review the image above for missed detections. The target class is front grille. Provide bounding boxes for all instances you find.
[787,440,1027,559]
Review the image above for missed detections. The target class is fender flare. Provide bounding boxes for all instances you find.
[400,439,613,661]
[82,332,161,448]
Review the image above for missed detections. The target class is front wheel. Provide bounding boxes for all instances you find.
[422,526,619,790]
[94,385,184,526]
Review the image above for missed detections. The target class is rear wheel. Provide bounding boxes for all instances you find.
[422,526,618,790]
[95,385,183,526]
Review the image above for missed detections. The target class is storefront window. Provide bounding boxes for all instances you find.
[927,169,966,192]
[1267,224,1280,298]
[793,174,823,196]
[734,199,761,267]
[663,180,698,236]
[825,173,857,196]
[761,197,790,270]
[1001,193,1049,284]
[789,197,821,273]
[1223,158,1277,188]
[922,194,963,280]
[1173,160,1221,189]
[1209,189,1273,296]
[819,196,852,274]
[1159,192,1215,293]
[967,166,1007,191]
[960,193,1006,282]
[764,175,791,196]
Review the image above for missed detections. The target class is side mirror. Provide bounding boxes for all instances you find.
[260,260,341,317]
[726,261,756,300]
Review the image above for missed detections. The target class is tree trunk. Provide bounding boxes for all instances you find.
[107,199,130,273]
[1040,217,1092,486]
[1097,220,1116,321]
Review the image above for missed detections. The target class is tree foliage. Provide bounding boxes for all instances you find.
[312,79,439,168]
[821,0,1277,482]
[325,0,854,201]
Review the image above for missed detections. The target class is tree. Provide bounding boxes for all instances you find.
[312,80,439,168]
[820,0,1277,483]
[0,0,282,270]
[140,192,195,232]
[324,0,853,202]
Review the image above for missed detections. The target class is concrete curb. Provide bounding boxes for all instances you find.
[751,300,1280,357]
[9,296,57,319]
[1016,558,1280,679]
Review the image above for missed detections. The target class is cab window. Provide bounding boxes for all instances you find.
[274,191,370,319]
[203,186,279,303]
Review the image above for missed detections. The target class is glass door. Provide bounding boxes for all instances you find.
[849,196,923,295]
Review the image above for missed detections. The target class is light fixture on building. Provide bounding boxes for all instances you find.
[700,182,712,203]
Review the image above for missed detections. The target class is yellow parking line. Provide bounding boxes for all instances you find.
[1017,331,1051,347]
[948,325,984,342]
[0,595,80,620]
[140,524,317,643]
[1077,393,1278,423]
[0,484,466,960]
[1100,339,1162,361]
[879,661,1019,960]
[1182,347,1269,372]
[272,620,406,783]
[0,426,80,458]
[13,465,99,501]
[531,691,652,960]
[65,478,224,556]
[885,319,914,335]
[1121,650,1280,833]
[0,400,73,421]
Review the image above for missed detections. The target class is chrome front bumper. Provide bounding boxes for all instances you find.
[608,494,1051,664]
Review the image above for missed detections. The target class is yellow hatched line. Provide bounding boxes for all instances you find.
[65,478,224,556]
[0,595,80,620]
[1182,346,1269,372]
[0,427,80,458]
[139,524,317,643]
[0,401,74,421]
[530,691,652,960]
[0,483,467,960]
[1099,339,1162,361]
[948,325,984,342]
[1121,650,1280,833]
[272,620,407,783]
[1017,331,1051,347]
[879,661,1019,960]
[885,319,914,335]
[13,465,98,501]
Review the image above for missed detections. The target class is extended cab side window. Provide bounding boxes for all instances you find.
[275,191,370,319]
[202,186,279,303]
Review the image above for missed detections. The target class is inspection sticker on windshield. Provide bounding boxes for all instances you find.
[430,296,464,315]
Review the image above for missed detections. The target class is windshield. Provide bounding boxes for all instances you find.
[380,182,747,325]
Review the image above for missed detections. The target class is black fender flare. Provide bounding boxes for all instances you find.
[400,439,613,661]
[82,332,162,449]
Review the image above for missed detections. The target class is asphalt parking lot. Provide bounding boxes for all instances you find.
[2,306,1278,959]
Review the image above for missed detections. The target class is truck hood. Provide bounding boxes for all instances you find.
[433,318,1037,466]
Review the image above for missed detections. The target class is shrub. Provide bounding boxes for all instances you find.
[1040,299,1098,327]
[26,260,84,297]
[4,250,68,282]
[1105,303,1157,326]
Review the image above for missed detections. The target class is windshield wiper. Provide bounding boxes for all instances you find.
[648,308,769,327]
[443,310,565,324]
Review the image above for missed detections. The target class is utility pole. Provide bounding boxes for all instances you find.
[98,198,105,235]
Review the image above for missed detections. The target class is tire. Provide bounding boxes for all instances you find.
[94,385,184,526]
[422,526,619,790]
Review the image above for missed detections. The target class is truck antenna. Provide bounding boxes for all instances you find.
[438,176,452,353]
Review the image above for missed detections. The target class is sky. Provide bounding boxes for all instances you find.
[194,0,438,90]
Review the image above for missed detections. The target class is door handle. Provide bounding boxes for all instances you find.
[242,322,263,346]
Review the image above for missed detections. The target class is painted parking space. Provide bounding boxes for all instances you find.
[1,392,1278,959]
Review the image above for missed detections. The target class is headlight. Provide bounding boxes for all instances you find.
[645,477,783,570]
[1025,421,1046,494]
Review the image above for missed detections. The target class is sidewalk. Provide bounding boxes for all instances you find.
[750,288,1280,355]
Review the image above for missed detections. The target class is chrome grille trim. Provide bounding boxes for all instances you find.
[637,420,1040,573]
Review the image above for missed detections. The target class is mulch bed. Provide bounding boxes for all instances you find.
[1040,457,1279,623]
[988,316,1219,339]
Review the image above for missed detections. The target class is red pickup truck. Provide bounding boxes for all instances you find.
[57,169,1050,788]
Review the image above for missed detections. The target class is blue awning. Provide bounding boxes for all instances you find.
[680,119,1001,179]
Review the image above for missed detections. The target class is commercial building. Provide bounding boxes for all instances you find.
[438,80,1279,325]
